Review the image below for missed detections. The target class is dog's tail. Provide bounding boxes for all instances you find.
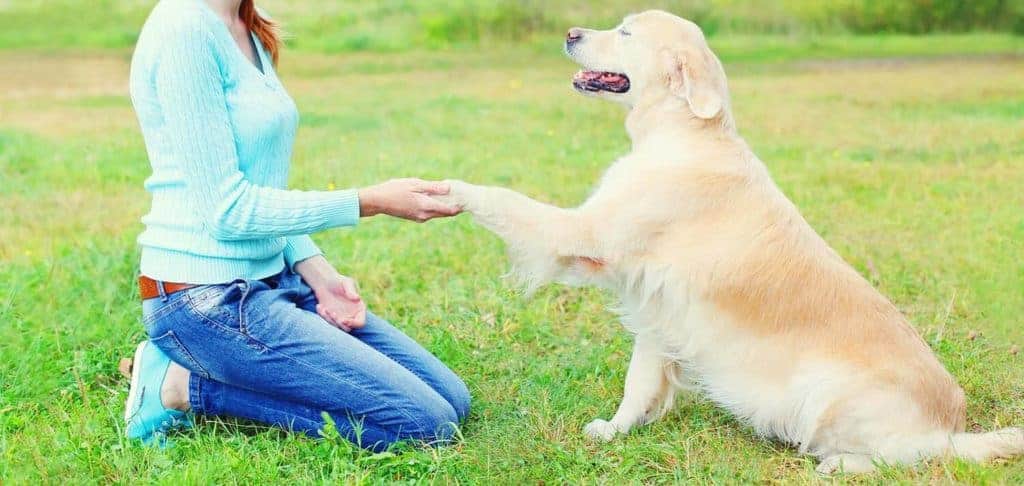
[945,428,1024,462]
[900,427,1024,464]
[817,427,1024,474]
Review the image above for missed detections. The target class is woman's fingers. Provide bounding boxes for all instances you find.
[345,308,367,329]
[317,303,352,332]
[339,276,361,301]
[414,194,461,220]
[316,303,335,323]
[413,180,450,196]
[316,303,331,322]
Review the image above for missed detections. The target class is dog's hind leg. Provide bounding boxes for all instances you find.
[584,335,674,441]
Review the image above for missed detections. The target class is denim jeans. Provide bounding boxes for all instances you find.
[141,266,470,451]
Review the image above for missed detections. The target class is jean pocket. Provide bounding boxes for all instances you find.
[149,330,211,379]
[141,293,189,330]
[185,281,251,336]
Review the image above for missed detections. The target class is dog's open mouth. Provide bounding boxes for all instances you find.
[573,70,630,93]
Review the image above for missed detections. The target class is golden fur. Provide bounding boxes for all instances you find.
[436,10,1023,474]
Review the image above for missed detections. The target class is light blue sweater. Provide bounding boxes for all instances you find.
[130,0,360,284]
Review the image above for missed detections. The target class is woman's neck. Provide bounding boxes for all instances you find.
[203,0,243,22]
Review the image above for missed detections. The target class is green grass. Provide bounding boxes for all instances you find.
[2,20,1024,486]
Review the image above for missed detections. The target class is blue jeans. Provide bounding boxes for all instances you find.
[141,267,470,451]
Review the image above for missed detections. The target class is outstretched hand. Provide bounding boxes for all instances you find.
[358,178,462,222]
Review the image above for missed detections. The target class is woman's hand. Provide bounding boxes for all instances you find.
[294,255,366,332]
[358,178,461,222]
[312,274,366,332]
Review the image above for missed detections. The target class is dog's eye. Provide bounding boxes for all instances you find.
[619,29,631,37]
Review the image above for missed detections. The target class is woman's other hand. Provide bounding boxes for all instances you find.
[313,274,366,332]
[294,256,367,331]
[358,178,461,222]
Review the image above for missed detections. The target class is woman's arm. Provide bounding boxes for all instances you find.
[283,234,322,270]
[155,23,458,241]
[156,24,360,240]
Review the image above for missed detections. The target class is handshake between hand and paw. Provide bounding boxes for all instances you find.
[356,178,466,223]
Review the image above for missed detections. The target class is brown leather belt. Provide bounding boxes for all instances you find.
[139,275,197,300]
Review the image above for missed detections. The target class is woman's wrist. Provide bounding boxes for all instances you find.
[293,255,339,290]
[356,187,381,217]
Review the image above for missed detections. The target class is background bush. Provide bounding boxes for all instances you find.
[1,0,1021,52]
[833,0,1023,34]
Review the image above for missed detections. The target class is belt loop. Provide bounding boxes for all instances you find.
[156,280,168,302]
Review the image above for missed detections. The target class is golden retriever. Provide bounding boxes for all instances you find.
[435,10,1023,474]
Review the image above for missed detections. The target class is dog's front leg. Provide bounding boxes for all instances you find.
[584,335,675,442]
[438,180,598,288]
[439,180,587,247]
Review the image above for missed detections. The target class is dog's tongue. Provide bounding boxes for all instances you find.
[574,70,630,93]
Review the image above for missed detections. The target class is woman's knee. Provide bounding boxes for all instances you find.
[318,394,463,450]
[405,396,461,445]
[446,377,471,423]
[422,365,471,423]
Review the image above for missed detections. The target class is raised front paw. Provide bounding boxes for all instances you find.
[431,179,474,210]
[583,418,620,442]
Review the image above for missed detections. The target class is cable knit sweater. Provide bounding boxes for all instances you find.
[129,0,359,284]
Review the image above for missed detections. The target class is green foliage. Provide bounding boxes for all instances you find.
[2,0,1023,53]
[832,0,1024,34]
[1013,0,1024,34]
[0,0,149,50]
[420,1,552,47]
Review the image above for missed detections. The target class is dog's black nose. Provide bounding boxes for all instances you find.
[566,27,584,47]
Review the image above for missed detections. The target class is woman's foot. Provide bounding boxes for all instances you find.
[124,340,193,445]
[161,359,191,411]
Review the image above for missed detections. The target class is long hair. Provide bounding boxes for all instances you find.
[239,0,281,65]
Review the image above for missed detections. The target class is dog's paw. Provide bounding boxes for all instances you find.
[432,179,473,210]
[815,454,876,475]
[583,419,619,442]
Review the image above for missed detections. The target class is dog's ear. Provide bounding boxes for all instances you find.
[664,46,725,120]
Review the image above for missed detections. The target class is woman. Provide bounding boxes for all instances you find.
[124,0,468,450]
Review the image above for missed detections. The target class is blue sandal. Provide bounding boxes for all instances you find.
[124,340,193,446]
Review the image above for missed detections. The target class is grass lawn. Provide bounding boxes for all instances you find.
[1,36,1023,483]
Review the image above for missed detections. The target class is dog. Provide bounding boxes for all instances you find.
[434,10,1024,474]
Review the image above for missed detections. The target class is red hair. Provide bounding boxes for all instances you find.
[239,0,281,65]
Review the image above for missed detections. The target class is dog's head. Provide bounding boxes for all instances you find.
[564,10,729,121]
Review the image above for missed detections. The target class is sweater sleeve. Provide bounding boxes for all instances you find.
[283,234,323,269]
[154,21,360,241]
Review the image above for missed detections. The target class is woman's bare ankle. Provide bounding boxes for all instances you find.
[161,361,191,411]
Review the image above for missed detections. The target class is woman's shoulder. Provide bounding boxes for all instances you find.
[137,0,221,53]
